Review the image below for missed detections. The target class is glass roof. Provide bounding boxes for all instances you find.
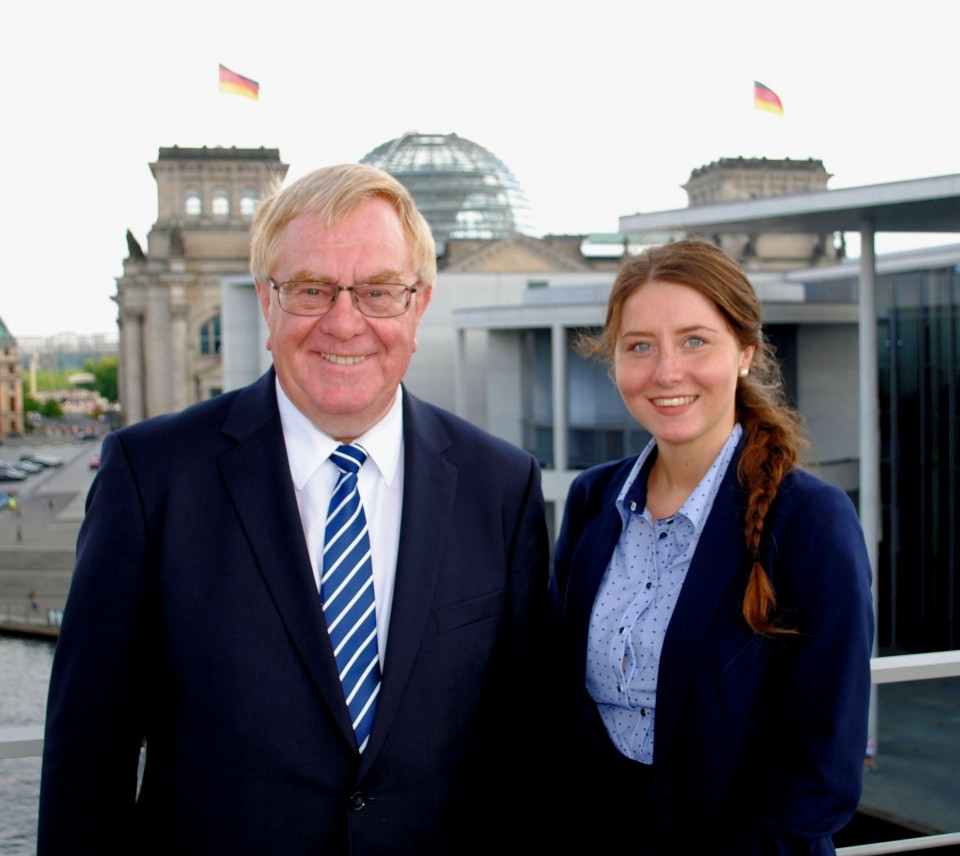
[360,132,531,248]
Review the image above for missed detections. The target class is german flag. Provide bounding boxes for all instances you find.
[219,64,259,101]
[754,81,783,115]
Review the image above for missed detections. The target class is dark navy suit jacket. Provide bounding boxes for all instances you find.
[550,439,874,854]
[38,370,550,855]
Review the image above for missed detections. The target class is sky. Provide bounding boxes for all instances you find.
[2,0,957,338]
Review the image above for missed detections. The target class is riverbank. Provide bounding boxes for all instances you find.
[0,620,59,641]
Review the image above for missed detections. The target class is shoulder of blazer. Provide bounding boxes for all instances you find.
[566,456,638,522]
[107,370,279,468]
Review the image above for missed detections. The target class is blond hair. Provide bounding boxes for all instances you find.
[249,163,436,285]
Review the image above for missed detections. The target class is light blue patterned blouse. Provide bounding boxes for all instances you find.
[585,423,742,764]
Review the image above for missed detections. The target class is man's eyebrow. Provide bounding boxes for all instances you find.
[284,270,337,284]
[366,270,407,284]
[281,270,408,284]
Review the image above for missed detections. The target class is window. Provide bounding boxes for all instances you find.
[199,316,221,356]
[185,189,202,216]
[212,189,230,216]
[240,187,258,216]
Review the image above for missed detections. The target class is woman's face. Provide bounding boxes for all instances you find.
[614,279,754,458]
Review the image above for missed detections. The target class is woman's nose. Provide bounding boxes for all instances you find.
[652,350,682,383]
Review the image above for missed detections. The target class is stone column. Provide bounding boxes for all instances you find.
[119,309,145,425]
[170,301,190,412]
[145,283,172,416]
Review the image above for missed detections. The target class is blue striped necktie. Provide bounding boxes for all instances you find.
[321,444,381,752]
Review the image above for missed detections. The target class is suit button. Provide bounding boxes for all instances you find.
[349,792,367,811]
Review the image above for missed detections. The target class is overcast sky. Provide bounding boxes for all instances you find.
[2,0,956,337]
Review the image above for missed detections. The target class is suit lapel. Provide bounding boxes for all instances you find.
[359,390,457,770]
[218,371,357,747]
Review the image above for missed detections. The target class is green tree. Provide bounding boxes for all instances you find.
[22,388,42,414]
[40,398,64,419]
[22,387,42,431]
[83,357,119,402]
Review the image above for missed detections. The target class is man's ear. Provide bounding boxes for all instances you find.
[414,282,433,321]
[254,279,272,320]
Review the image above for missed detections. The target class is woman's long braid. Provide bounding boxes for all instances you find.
[736,375,806,635]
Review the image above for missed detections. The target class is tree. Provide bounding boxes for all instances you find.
[40,398,64,419]
[83,357,119,403]
[22,389,42,414]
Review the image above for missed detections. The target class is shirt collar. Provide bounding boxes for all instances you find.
[617,423,743,534]
[275,378,404,490]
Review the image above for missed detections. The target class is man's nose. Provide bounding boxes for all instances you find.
[318,288,366,332]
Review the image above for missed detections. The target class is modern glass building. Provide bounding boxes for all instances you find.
[803,247,960,653]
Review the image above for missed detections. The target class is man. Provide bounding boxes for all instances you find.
[38,164,550,854]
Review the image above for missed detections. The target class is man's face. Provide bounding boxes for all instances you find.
[256,197,432,441]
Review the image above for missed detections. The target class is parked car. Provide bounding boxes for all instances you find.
[89,453,101,470]
[13,459,43,474]
[0,467,27,482]
[20,452,63,468]
[0,458,30,475]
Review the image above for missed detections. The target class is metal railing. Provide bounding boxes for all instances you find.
[835,650,960,854]
[3,651,959,852]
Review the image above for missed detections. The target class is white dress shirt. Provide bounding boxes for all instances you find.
[276,379,404,664]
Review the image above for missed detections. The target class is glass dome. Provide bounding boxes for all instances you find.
[359,132,532,251]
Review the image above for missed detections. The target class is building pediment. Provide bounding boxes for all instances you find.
[441,233,593,273]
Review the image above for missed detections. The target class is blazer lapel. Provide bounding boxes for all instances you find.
[565,509,623,683]
[218,370,357,747]
[653,453,750,760]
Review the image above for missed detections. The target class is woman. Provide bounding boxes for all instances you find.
[550,240,874,854]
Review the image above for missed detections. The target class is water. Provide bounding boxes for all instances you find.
[0,635,55,855]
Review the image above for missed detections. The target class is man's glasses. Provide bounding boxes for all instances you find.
[270,280,419,318]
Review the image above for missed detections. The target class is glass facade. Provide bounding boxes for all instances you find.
[520,329,554,468]
[521,327,653,471]
[877,266,960,653]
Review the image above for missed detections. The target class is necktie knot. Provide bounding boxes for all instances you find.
[331,444,367,476]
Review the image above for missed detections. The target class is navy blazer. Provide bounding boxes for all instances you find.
[39,370,550,855]
[550,440,874,854]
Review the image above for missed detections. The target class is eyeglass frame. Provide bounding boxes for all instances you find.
[268,278,420,318]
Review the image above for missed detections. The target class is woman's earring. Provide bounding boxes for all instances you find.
[739,367,750,377]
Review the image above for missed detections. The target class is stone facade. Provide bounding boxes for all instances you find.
[0,316,24,437]
[114,146,288,424]
[683,157,843,270]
